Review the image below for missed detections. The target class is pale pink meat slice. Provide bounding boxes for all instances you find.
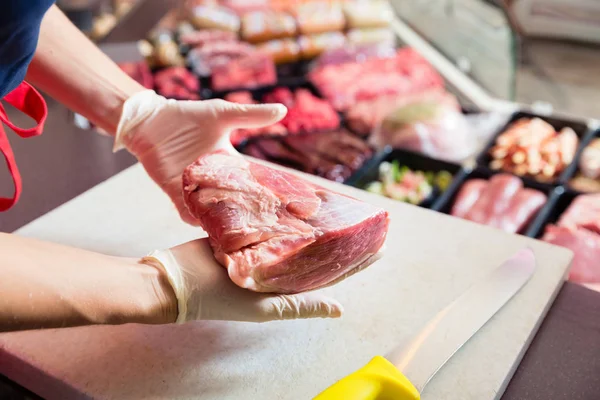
[557,194,600,234]
[451,179,487,219]
[183,151,389,293]
[493,188,546,233]
[543,225,600,283]
[465,174,522,225]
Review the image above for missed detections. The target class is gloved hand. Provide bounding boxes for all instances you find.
[114,90,287,224]
[142,238,343,323]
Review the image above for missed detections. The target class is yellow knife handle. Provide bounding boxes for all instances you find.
[314,356,420,400]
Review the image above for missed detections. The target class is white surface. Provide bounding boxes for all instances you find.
[0,163,572,400]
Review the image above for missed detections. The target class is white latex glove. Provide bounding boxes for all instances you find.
[142,239,343,323]
[114,90,287,224]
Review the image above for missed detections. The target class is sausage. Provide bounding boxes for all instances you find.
[294,2,345,35]
[241,11,297,43]
[451,179,487,219]
[494,188,546,233]
[257,38,301,64]
[464,174,522,225]
[298,32,346,60]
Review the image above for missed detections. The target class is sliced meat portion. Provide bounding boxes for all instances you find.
[543,225,600,283]
[451,173,545,234]
[450,179,487,219]
[183,151,389,293]
[557,194,600,234]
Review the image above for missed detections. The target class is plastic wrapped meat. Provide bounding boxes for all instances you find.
[309,47,444,111]
[262,88,340,134]
[241,11,297,43]
[370,95,475,163]
[343,0,394,29]
[187,41,256,77]
[345,89,454,137]
[293,2,345,34]
[451,174,546,234]
[488,118,579,182]
[211,52,277,91]
[225,91,287,146]
[182,151,389,293]
[313,42,396,69]
[189,5,240,32]
[179,29,237,47]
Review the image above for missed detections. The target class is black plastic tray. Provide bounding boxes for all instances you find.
[475,111,591,186]
[524,187,583,238]
[345,148,465,209]
[437,166,554,236]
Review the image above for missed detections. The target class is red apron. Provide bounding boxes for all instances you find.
[0,81,47,211]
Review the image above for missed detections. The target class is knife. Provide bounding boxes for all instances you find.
[314,248,536,400]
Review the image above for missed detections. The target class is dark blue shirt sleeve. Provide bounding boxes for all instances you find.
[0,0,55,98]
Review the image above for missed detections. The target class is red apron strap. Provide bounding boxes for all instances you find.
[0,81,47,211]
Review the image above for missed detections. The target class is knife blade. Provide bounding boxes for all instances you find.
[314,247,536,400]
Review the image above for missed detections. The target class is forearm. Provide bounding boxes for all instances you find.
[26,5,145,135]
[0,233,177,332]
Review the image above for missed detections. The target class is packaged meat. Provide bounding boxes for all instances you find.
[450,173,546,234]
[187,41,256,77]
[179,29,238,48]
[240,129,373,182]
[345,89,452,137]
[153,67,200,100]
[347,28,396,47]
[189,5,241,32]
[225,91,287,145]
[370,94,475,163]
[211,52,277,91]
[241,11,297,43]
[293,2,345,35]
[488,118,579,182]
[257,38,301,64]
[118,61,153,89]
[343,0,394,29]
[182,151,389,293]
[364,160,453,205]
[309,47,445,110]
[262,87,340,134]
[298,32,346,60]
[313,42,397,69]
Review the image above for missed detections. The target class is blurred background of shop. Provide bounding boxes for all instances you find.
[58,0,600,120]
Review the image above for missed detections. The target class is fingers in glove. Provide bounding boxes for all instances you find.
[207,99,287,131]
[256,293,343,322]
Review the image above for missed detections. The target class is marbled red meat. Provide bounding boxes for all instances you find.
[183,151,389,293]
[153,67,200,100]
[309,47,444,110]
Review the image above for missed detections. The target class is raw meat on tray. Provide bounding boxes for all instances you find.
[183,151,389,293]
[542,194,600,285]
[450,174,546,234]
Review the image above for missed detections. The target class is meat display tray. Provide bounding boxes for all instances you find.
[475,111,592,187]
[345,148,465,210]
[524,188,581,238]
[436,166,555,237]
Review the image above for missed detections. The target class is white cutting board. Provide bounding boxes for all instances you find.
[0,162,572,400]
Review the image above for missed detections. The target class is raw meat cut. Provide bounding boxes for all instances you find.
[182,151,389,293]
[451,174,546,234]
[543,225,600,284]
[262,87,340,134]
[225,91,287,145]
[556,194,600,234]
[187,41,256,77]
[242,129,373,183]
[309,47,444,110]
[369,93,474,162]
[153,67,200,100]
[313,42,396,69]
